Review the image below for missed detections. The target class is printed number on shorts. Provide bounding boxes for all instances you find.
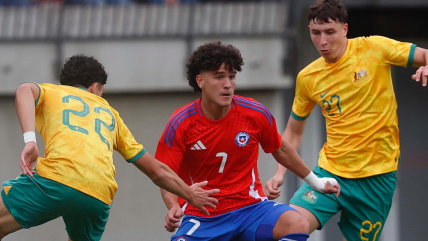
[62,95,116,150]
[359,220,382,241]
[186,219,200,235]
[216,152,228,173]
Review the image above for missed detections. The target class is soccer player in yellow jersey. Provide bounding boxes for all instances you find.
[0,54,219,241]
[265,0,428,241]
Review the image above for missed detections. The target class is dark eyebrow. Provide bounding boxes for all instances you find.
[214,70,237,75]
[214,71,226,75]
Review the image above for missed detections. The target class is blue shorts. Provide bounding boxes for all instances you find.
[172,200,295,241]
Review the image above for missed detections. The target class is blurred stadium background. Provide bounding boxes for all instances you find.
[0,0,427,240]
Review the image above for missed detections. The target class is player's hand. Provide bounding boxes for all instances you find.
[20,142,38,177]
[264,175,284,200]
[412,65,428,87]
[164,205,184,232]
[319,178,341,198]
[187,180,220,216]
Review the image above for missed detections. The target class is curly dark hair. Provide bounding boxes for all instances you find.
[59,54,107,88]
[187,41,244,92]
[308,0,347,24]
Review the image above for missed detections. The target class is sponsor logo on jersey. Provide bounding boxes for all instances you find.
[176,237,188,241]
[190,140,206,150]
[354,69,368,82]
[235,131,250,147]
[302,191,317,204]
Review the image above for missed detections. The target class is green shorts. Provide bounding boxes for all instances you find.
[290,165,397,241]
[1,172,111,241]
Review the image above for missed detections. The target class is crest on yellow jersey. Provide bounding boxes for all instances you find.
[354,69,368,82]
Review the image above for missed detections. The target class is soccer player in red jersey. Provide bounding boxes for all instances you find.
[155,41,340,241]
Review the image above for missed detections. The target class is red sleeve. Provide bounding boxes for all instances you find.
[259,114,282,154]
[155,126,189,208]
[155,132,184,173]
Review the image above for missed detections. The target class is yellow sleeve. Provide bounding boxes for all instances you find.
[367,36,416,68]
[112,110,145,163]
[291,72,316,120]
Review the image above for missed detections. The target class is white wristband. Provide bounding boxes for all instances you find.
[23,131,37,144]
[303,171,337,193]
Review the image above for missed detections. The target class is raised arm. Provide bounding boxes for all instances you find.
[265,116,307,199]
[132,152,219,216]
[411,47,428,86]
[15,83,40,176]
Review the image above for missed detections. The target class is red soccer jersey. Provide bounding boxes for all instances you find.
[155,95,281,217]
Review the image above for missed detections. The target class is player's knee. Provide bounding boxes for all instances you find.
[289,214,309,233]
[274,211,309,238]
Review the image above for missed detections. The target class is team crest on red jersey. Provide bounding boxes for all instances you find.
[235,132,250,147]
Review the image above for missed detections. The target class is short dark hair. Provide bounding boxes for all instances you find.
[308,0,347,24]
[186,41,244,92]
[59,54,107,88]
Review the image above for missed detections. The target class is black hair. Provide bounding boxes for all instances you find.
[186,41,244,92]
[59,54,107,88]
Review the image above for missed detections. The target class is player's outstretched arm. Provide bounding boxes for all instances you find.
[411,47,428,87]
[133,152,219,215]
[15,83,40,177]
[265,116,306,200]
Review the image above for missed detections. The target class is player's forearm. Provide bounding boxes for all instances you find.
[15,84,36,133]
[412,47,428,67]
[160,188,180,210]
[273,139,311,179]
[283,122,304,151]
[274,118,306,177]
[153,163,194,201]
[134,153,195,204]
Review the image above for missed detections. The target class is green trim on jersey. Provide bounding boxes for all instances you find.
[76,86,89,91]
[33,83,41,107]
[291,111,309,121]
[126,148,146,163]
[407,44,417,68]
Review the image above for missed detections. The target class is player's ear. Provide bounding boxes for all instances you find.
[343,23,348,37]
[87,82,99,95]
[196,75,203,89]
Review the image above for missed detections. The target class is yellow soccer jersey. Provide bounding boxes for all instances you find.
[34,83,145,204]
[292,36,416,178]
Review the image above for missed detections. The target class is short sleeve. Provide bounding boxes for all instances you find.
[367,36,415,68]
[113,112,145,163]
[259,109,282,154]
[291,73,316,120]
[155,129,185,174]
